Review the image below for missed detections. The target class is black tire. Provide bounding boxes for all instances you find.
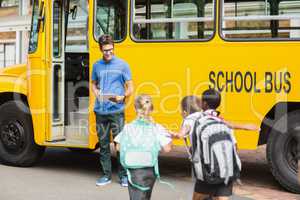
[267,111,300,193]
[0,101,45,167]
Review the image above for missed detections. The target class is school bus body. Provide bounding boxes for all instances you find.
[0,0,299,193]
[0,64,27,95]
[20,0,300,150]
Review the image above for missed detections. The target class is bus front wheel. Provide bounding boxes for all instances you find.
[0,101,45,167]
[267,111,300,193]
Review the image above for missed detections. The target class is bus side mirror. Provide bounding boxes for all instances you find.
[70,5,78,20]
[37,1,45,32]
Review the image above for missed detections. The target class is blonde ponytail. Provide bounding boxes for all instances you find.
[134,94,154,119]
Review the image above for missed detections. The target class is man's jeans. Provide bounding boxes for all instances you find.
[95,112,127,179]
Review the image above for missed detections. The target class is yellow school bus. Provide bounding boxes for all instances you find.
[0,0,299,193]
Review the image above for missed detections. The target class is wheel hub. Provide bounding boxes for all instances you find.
[284,134,298,173]
[0,120,25,154]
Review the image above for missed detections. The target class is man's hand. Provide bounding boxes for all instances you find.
[109,95,125,103]
[94,89,100,98]
[124,80,134,103]
[92,80,101,98]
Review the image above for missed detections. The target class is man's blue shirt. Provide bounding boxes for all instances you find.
[92,56,132,114]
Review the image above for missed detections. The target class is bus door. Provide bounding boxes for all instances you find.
[48,0,90,145]
[49,0,66,141]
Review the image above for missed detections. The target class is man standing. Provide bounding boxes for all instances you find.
[92,34,133,187]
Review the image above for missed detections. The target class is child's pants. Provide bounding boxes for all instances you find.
[128,167,156,200]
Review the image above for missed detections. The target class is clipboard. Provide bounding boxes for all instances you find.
[97,94,116,102]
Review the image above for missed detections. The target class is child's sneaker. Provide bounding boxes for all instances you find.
[96,176,111,186]
[120,176,128,187]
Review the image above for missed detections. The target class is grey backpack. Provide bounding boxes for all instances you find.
[187,111,242,185]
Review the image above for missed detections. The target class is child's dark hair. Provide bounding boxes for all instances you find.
[181,96,201,115]
[202,89,221,109]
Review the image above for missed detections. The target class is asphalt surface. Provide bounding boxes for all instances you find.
[0,146,299,200]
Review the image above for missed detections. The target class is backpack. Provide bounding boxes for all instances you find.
[119,119,169,191]
[188,111,241,185]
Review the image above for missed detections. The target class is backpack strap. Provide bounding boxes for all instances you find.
[183,136,193,161]
[182,112,209,162]
[191,114,206,160]
[154,162,175,190]
[126,169,151,191]
[126,163,175,192]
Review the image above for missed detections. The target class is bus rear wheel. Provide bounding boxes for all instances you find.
[0,101,45,167]
[267,111,300,193]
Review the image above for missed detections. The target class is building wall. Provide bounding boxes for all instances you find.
[0,1,31,68]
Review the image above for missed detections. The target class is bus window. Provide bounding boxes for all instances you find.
[132,0,214,41]
[279,1,300,38]
[28,0,40,53]
[65,0,89,52]
[221,0,300,39]
[53,0,63,57]
[94,0,127,41]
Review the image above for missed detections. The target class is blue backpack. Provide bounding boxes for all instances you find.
[119,118,172,191]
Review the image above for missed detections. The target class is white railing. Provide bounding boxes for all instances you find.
[133,17,213,24]
[68,16,87,28]
[0,15,87,32]
[133,14,300,24]
[0,16,31,32]
[222,29,293,34]
[223,15,300,21]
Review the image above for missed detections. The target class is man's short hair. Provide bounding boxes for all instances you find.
[98,34,114,48]
[202,89,221,109]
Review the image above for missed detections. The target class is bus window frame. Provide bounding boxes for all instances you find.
[93,0,128,43]
[28,0,41,54]
[219,0,300,42]
[129,0,217,43]
[53,0,63,58]
[65,0,89,53]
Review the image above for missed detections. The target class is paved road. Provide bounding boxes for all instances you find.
[0,146,299,200]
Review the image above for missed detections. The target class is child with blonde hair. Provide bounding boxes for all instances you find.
[114,94,172,200]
